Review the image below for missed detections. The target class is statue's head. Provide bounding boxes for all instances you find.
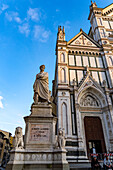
[58,128,63,136]
[40,65,45,72]
[15,127,23,137]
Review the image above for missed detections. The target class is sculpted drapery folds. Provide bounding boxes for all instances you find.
[33,65,49,103]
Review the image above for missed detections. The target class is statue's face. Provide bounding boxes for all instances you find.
[40,66,45,72]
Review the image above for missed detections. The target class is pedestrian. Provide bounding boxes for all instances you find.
[103,156,113,170]
[91,157,101,170]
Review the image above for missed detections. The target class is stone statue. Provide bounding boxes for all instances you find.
[13,127,24,149]
[33,65,50,103]
[55,128,66,149]
[102,80,107,88]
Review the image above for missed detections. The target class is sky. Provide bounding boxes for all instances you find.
[0,0,112,136]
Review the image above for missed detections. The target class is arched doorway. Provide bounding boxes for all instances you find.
[84,116,106,156]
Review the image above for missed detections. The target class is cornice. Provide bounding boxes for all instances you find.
[68,66,106,71]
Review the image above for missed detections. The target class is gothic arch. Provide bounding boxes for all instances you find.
[61,102,68,134]
[79,92,101,107]
[60,53,65,63]
[78,86,107,108]
[60,68,66,83]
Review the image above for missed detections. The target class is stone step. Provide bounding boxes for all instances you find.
[69,163,91,169]
[70,162,104,170]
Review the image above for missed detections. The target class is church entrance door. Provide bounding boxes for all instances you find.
[84,116,106,157]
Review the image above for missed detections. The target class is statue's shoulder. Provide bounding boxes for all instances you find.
[43,72,48,75]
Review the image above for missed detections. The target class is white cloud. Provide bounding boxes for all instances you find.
[19,23,30,37]
[5,12,13,21]
[42,31,50,39]
[0,4,9,14]
[14,16,21,23]
[27,8,40,21]
[34,25,41,38]
[34,25,50,42]
[0,96,3,109]
[5,11,21,23]
[2,4,9,11]
[56,9,60,12]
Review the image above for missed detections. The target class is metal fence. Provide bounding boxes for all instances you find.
[89,153,113,161]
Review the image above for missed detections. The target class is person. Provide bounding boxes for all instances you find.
[91,157,101,170]
[90,146,97,158]
[103,156,113,170]
[33,65,50,103]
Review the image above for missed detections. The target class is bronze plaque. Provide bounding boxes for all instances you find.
[30,124,50,142]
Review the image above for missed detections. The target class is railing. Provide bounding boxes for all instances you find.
[89,153,113,161]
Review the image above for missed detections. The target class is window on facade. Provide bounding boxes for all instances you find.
[77,70,83,83]
[89,57,96,67]
[99,72,108,86]
[60,53,65,63]
[69,70,76,85]
[69,55,75,66]
[76,56,82,66]
[60,68,66,83]
[83,56,89,67]
[96,57,103,68]
[103,20,110,29]
[61,103,68,134]
[92,71,99,83]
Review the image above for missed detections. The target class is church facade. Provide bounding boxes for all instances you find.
[52,2,113,162]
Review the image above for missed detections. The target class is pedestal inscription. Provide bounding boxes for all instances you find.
[30,124,50,142]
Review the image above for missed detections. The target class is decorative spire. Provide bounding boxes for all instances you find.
[57,26,65,41]
[90,0,97,7]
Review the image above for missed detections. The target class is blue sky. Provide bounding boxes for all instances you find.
[0,0,112,135]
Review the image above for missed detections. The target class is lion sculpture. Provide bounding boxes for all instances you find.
[55,128,66,149]
[13,127,24,149]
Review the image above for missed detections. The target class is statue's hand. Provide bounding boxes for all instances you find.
[36,73,43,79]
[36,74,40,79]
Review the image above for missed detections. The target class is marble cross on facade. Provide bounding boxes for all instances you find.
[80,35,86,45]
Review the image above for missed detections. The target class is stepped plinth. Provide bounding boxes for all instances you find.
[6,103,69,170]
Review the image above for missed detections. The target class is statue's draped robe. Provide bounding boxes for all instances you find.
[33,72,49,101]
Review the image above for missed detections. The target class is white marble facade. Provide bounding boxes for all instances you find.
[53,2,113,162]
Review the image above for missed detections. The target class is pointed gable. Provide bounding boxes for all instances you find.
[77,72,104,95]
[67,29,101,47]
[76,72,108,107]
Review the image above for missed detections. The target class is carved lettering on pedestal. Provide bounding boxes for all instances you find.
[30,124,50,142]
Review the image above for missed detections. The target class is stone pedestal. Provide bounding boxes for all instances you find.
[24,103,57,151]
[6,103,69,170]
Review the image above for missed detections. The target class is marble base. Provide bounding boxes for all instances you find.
[6,103,69,170]
[24,103,57,150]
[6,149,69,170]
